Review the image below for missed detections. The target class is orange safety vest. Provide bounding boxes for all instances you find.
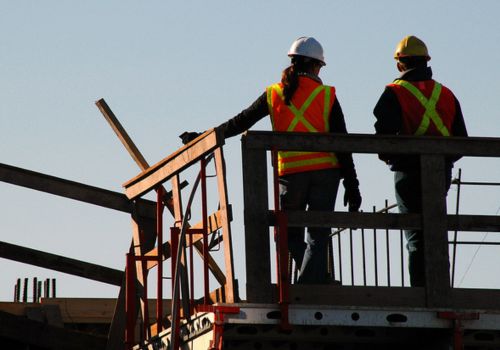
[388,79,456,136]
[266,76,340,176]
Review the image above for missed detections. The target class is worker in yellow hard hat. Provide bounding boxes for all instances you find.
[373,35,468,286]
[181,37,361,285]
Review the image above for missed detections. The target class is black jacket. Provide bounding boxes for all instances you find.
[217,81,359,188]
[373,66,468,171]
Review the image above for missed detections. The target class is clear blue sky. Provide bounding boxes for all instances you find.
[1,1,499,301]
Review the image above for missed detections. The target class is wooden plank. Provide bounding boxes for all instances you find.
[0,162,156,218]
[107,213,157,350]
[282,211,421,230]
[290,285,426,308]
[0,309,107,350]
[241,131,500,157]
[241,144,272,303]
[451,288,500,310]
[42,304,64,327]
[420,155,451,307]
[447,214,500,232]
[123,129,224,199]
[274,211,500,233]
[130,213,157,335]
[95,98,149,170]
[293,286,500,310]
[0,241,123,286]
[214,147,236,302]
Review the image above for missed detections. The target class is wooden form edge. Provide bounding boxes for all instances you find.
[123,129,224,200]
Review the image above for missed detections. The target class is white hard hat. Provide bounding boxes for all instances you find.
[288,37,326,66]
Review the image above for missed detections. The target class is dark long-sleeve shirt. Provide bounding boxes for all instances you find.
[217,88,359,187]
[373,66,468,171]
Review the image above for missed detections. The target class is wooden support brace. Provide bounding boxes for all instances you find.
[421,155,451,307]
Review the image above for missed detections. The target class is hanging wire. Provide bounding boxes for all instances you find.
[457,204,500,287]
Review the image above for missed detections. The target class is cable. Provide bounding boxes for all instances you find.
[457,204,500,287]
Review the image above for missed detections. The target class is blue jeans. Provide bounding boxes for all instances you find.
[279,168,340,284]
[395,167,452,286]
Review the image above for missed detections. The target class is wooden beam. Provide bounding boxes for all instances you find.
[290,285,500,311]
[241,131,500,157]
[274,211,500,232]
[96,98,150,170]
[290,285,426,308]
[0,309,107,350]
[0,241,123,286]
[214,147,236,302]
[281,211,422,230]
[447,214,500,232]
[106,213,157,350]
[241,143,272,303]
[0,162,156,218]
[123,128,224,199]
[421,155,451,307]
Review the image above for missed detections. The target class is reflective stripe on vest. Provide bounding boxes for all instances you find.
[393,79,450,136]
[267,83,331,132]
[266,81,339,176]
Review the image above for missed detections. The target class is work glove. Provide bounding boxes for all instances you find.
[343,180,362,212]
[179,131,201,145]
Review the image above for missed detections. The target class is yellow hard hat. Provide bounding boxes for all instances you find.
[394,35,431,61]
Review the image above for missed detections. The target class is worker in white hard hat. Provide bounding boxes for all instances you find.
[181,37,361,285]
[373,35,468,286]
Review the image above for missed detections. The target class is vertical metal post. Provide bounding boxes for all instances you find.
[14,278,21,302]
[451,168,462,287]
[52,278,56,298]
[328,240,334,280]
[400,230,405,287]
[33,277,37,303]
[361,228,367,286]
[349,229,354,285]
[170,227,180,350]
[385,200,391,287]
[272,149,281,290]
[337,230,343,283]
[373,206,379,287]
[23,278,28,302]
[43,279,49,298]
[37,281,42,303]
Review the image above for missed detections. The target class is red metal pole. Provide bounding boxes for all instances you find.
[271,149,291,330]
[271,149,281,289]
[125,253,136,349]
[170,227,180,350]
[201,157,209,304]
[156,187,164,333]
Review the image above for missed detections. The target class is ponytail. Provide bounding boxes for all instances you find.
[281,56,319,105]
[281,65,299,105]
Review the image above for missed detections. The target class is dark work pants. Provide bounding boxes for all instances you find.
[394,167,452,286]
[279,168,341,284]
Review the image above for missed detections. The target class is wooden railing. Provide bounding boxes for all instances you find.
[241,131,500,308]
